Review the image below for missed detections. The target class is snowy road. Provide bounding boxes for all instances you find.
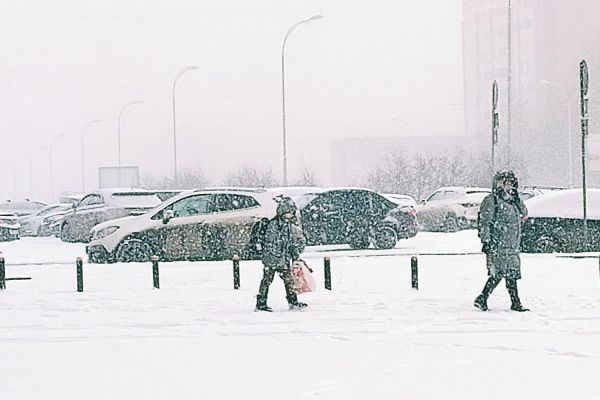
[1,232,599,400]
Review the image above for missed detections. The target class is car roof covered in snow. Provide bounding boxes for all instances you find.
[525,188,600,219]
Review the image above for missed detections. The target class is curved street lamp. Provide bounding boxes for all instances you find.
[281,14,323,186]
[81,119,103,192]
[49,134,68,202]
[172,65,198,185]
[540,79,574,187]
[117,100,143,166]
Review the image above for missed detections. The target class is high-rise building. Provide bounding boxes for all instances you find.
[463,0,600,186]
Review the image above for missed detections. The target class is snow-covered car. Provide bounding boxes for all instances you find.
[0,200,47,217]
[18,203,74,237]
[0,213,21,241]
[295,188,417,250]
[521,188,600,253]
[61,189,163,243]
[417,187,491,232]
[86,188,282,263]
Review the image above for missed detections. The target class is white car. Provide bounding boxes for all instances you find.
[60,189,163,243]
[0,213,21,241]
[18,203,73,237]
[86,188,282,263]
[417,186,491,232]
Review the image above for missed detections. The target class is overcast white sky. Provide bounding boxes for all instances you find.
[0,0,463,201]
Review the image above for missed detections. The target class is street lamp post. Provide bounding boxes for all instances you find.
[29,146,46,198]
[117,100,143,166]
[49,134,68,202]
[81,119,102,192]
[172,65,198,185]
[281,14,323,186]
[540,79,574,187]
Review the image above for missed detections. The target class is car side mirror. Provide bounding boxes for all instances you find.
[163,209,175,224]
[419,199,426,205]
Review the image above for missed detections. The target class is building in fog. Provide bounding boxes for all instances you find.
[463,0,600,186]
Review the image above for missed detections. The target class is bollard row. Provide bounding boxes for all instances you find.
[3,254,424,293]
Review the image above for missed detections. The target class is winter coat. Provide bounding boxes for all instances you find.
[261,216,306,270]
[479,190,528,279]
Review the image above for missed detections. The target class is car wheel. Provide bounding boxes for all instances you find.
[373,226,398,250]
[531,235,559,253]
[349,232,370,250]
[60,222,73,242]
[116,239,153,263]
[441,214,459,233]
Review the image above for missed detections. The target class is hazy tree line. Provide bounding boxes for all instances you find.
[363,150,527,200]
[140,149,526,201]
[140,165,320,190]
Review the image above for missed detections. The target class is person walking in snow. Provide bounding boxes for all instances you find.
[475,169,530,312]
[255,196,307,312]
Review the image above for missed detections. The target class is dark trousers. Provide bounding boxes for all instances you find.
[257,265,297,305]
[480,275,522,306]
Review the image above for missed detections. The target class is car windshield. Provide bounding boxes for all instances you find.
[294,194,319,209]
[109,193,162,208]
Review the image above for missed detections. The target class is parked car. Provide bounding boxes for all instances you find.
[60,189,163,243]
[417,187,491,232]
[18,203,74,237]
[0,213,20,241]
[295,188,417,250]
[0,200,47,217]
[87,188,282,263]
[521,188,600,253]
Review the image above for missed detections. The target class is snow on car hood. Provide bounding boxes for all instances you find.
[525,188,600,219]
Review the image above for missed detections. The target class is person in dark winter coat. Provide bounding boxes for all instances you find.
[475,169,530,312]
[255,197,307,312]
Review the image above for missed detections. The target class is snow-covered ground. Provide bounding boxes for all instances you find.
[1,232,599,400]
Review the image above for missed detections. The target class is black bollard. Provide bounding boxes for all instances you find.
[232,255,240,290]
[324,256,331,290]
[151,256,160,289]
[411,256,418,290]
[76,257,84,292]
[0,256,5,290]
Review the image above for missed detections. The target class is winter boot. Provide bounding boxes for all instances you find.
[506,279,529,312]
[255,295,273,312]
[286,292,307,310]
[510,303,530,312]
[474,294,488,311]
[289,301,308,311]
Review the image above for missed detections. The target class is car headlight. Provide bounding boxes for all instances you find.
[93,226,119,240]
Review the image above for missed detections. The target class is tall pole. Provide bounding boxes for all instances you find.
[506,0,512,166]
[281,15,323,186]
[117,100,143,166]
[540,80,574,187]
[172,65,198,186]
[81,119,102,193]
[49,135,68,202]
[492,80,499,173]
[580,60,589,250]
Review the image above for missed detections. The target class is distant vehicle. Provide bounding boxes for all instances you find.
[521,188,600,253]
[60,189,163,243]
[295,188,417,250]
[58,191,84,205]
[417,187,491,232]
[0,200,47,217]
[18,203,74,237]
[382,193,418,209]
[0,213,21,241]
[87,188,282,263]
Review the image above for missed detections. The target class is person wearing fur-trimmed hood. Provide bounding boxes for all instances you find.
[475,169,530,312]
